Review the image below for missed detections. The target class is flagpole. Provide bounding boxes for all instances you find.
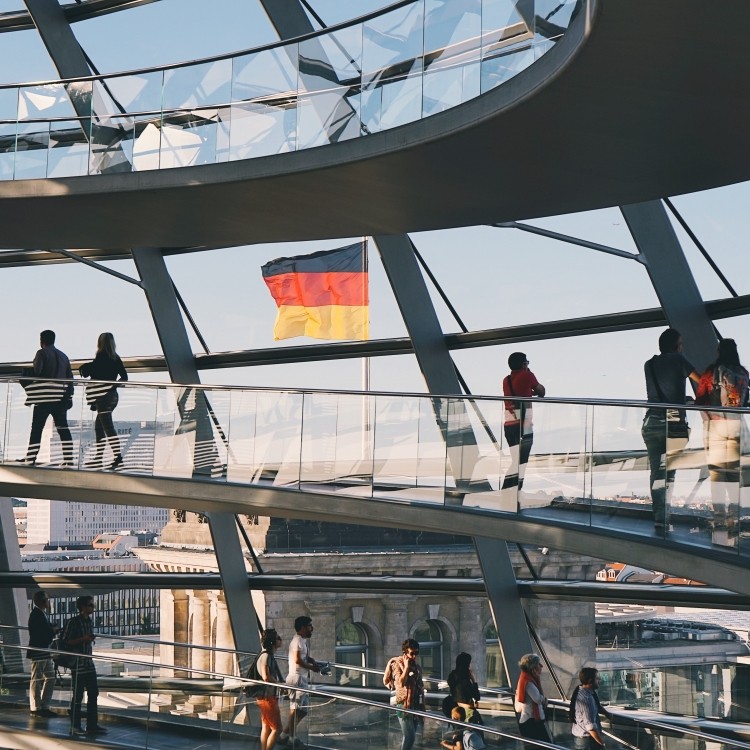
[362,237,371,462]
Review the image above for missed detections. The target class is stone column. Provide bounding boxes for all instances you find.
[307,597,339,679]
[173,589,190,678]
[159,589,175,678]
[211,592,236,716]
[383,596,412,662]
[184,590,212,712]
[458,596,486,684]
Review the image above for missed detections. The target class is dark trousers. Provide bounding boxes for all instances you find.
[91,394,121,463]
[642,420,688,527]
[519,718,551,743]
[501,423,534,491]
[70,668,99,729]
[27,402,73,462]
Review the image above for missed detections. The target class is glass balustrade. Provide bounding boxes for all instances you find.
[0,629,525,750]
[0,625,745,750]
[0,0,582,180]
[2,376,749,557]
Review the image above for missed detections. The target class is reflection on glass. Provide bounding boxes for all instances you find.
[47,119,89,178]
[13,121,49,179]
[0,0,579,178]
[0,122,16,179]
[90,115,134,175]
[162,59,232,111]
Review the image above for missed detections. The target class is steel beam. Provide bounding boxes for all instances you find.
[373,233,533,686]
[0,573,746,610]
[131,247,260,656]
[0,500,26,672]
[621,201,719,371]
[23,0,93,136]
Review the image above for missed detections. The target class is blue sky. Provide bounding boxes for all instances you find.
[0,1,746,400]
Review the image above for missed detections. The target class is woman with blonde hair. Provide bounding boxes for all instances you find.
[79,332,127,470]
[515,653,550,743]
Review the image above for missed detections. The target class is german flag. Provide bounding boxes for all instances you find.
[261,242,369,341]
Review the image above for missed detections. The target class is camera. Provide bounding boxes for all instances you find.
[319,661,332,676]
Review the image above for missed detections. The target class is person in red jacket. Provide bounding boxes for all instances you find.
[500,352,545,506]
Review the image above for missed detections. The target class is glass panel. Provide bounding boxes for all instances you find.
[298,24,363,146]
[253,391,303,488]
[0,86,18,120]
[299,392,374,492]
[152,386,189,478]
[0,121,16,180]
[372,394,421,500]
[200,388,230,480]
[13,120,49,179]
[460,397,505,510]
[228,100,296,159]
[162,59,232,110]
[589,403,656,538]
[159,110,220,168]
[362,1,425,132]
[481,41,536,93]
[231,46,299,103]
[131,115,162,171]
[226,389,257,484]
[518,400,590,522]
[299,23,362,94]
[363,72,423,132]
[422,61,480,116]
[297,86,361,149]
[90,115,134,175]
[423,0,481,114]
[741,414,750,553]
[535,0,578,41]
[47,119,90,178]
[702,410,743,550]
[97,71,163,114]
[17,83,78,121]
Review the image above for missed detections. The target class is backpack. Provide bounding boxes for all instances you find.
[244,650,275,698]
[49,632,76,670]
[711,365,750,408]
[462,728,486,750]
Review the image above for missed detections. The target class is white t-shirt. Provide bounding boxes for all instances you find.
[287,633,310,680]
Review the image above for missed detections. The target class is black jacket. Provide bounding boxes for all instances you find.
[27,606,55,661]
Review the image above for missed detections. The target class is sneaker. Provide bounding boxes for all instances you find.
[38,708,56,717]
[15,457,35,465]
[71,726,86,736]
[108,455,124,471]
[87,725,107,735]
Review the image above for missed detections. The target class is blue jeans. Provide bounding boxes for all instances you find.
[397,714,416,750]
[575,736,603,750]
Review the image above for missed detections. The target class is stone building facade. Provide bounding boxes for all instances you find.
[135,511,600,701]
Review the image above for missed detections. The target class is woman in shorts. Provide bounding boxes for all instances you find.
[256,628,284,750]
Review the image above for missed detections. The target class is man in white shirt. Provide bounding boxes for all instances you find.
[279,616,320,750]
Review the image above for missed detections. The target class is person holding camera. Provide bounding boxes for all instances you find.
[384,638,425,750]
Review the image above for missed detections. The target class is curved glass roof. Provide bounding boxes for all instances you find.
[0,0,578,180]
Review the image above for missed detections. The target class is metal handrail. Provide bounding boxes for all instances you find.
[2,374,749,416]
[0,0,417,90]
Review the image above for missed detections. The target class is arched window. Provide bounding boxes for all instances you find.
[414,620,445,679]
[335,621,369,686]
[484,622,508,688]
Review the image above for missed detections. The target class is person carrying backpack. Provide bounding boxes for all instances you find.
[695,338,750,545]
